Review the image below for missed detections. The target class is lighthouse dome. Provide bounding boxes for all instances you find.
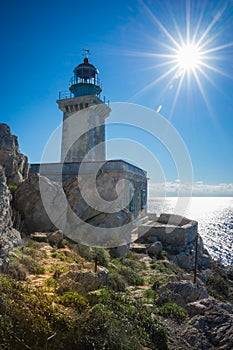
[74,58,97,79]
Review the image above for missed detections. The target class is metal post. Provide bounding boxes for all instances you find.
[94,256,98,273]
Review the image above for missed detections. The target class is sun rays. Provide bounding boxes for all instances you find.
[128,0,233,116]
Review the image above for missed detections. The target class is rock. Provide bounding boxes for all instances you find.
[147,241,163,258]
[0,123,29,185]
[201,253,211,269]
[64,176,132,247]
[57,267,109,295]
[157,281,209,307]
[0,166,21,271]
[110,244,130,258]
[13,174,67,233]
[64,175,132,225]
[48,230,63,247]
[183,298,233,349]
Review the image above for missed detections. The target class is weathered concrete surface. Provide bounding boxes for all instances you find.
[137,214,198,247]
[135,213,211,271]
[58,100,110,162]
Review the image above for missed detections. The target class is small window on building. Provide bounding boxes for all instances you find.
[80,103,83,109]
[129,188,136,212]
[85,103,88,108]
[141,189,147,210]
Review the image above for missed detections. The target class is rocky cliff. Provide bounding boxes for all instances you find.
[0,166,21,271]
[0,123,29,185]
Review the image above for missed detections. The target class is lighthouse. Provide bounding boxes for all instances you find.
[30,52,148,226]
[57,52,111,163]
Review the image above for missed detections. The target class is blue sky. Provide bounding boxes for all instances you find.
[1,0,233,196]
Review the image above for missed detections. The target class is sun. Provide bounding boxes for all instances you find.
[129,1,233,114]
[175,43,202,72]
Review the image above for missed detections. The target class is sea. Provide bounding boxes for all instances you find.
[148,197,233,266]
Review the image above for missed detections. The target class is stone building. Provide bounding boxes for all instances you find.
[30,54,148,224]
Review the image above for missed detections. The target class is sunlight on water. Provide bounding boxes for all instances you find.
[148,197,233,266]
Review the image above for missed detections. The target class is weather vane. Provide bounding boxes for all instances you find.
[82,49,90,58]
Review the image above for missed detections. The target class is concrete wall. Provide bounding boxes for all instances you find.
[30,160,148,222]
[137,214,198,248]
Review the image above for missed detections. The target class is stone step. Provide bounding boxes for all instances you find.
[130,243,148,254]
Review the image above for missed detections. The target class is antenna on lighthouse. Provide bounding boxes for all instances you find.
[83,49,90,58]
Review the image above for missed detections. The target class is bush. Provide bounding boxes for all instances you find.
[107,272,126,292]
[20,256,46,275]
[7,184,17,192]
[58,292,88,312]
[150,262,173,275]
[8,262,27,281]
[119,266,144,286]
[78,245,110,267]
[157,302,188,321]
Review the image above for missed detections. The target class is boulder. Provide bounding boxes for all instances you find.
[147,241,163,258]
[110,244,130,258]
[157,281,209,307]
[0,166,21,271]
[0,123,29,185]
[48,230,63,247]
[64,176,132,247]
[57,267,109,295]
[13,174,67,233]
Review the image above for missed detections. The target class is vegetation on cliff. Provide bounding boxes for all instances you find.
[0,238,233,350]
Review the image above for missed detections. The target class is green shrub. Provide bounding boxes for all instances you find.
[157,302,188,321]
[7,184,17,192]
[107,272,126,292]
[143,288,156,300]
[20,256,45,275]
[48,263,69,275]
[58,292,88,312]
[78,245,110,267]
[51,250,73,263]
[150,262,173,275]
[119,266,144,286]
[45,277,58,289]
[8,262,27,281]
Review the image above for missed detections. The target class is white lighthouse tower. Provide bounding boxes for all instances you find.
[57,51,111,163]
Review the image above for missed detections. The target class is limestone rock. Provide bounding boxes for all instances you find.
[183,298,233,349]
[157,281,209,307]
[0,123,29,185]
[57,267,109,295]
[110,244,130,258]
[64,176,132,247]
[13,174,67,233]
[0,166,21,270]
[147,241,163,258]
[48,230,63,247]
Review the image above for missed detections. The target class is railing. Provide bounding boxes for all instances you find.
[70,76,102,88]
[58,91,110,106]
[58,91,73,100]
